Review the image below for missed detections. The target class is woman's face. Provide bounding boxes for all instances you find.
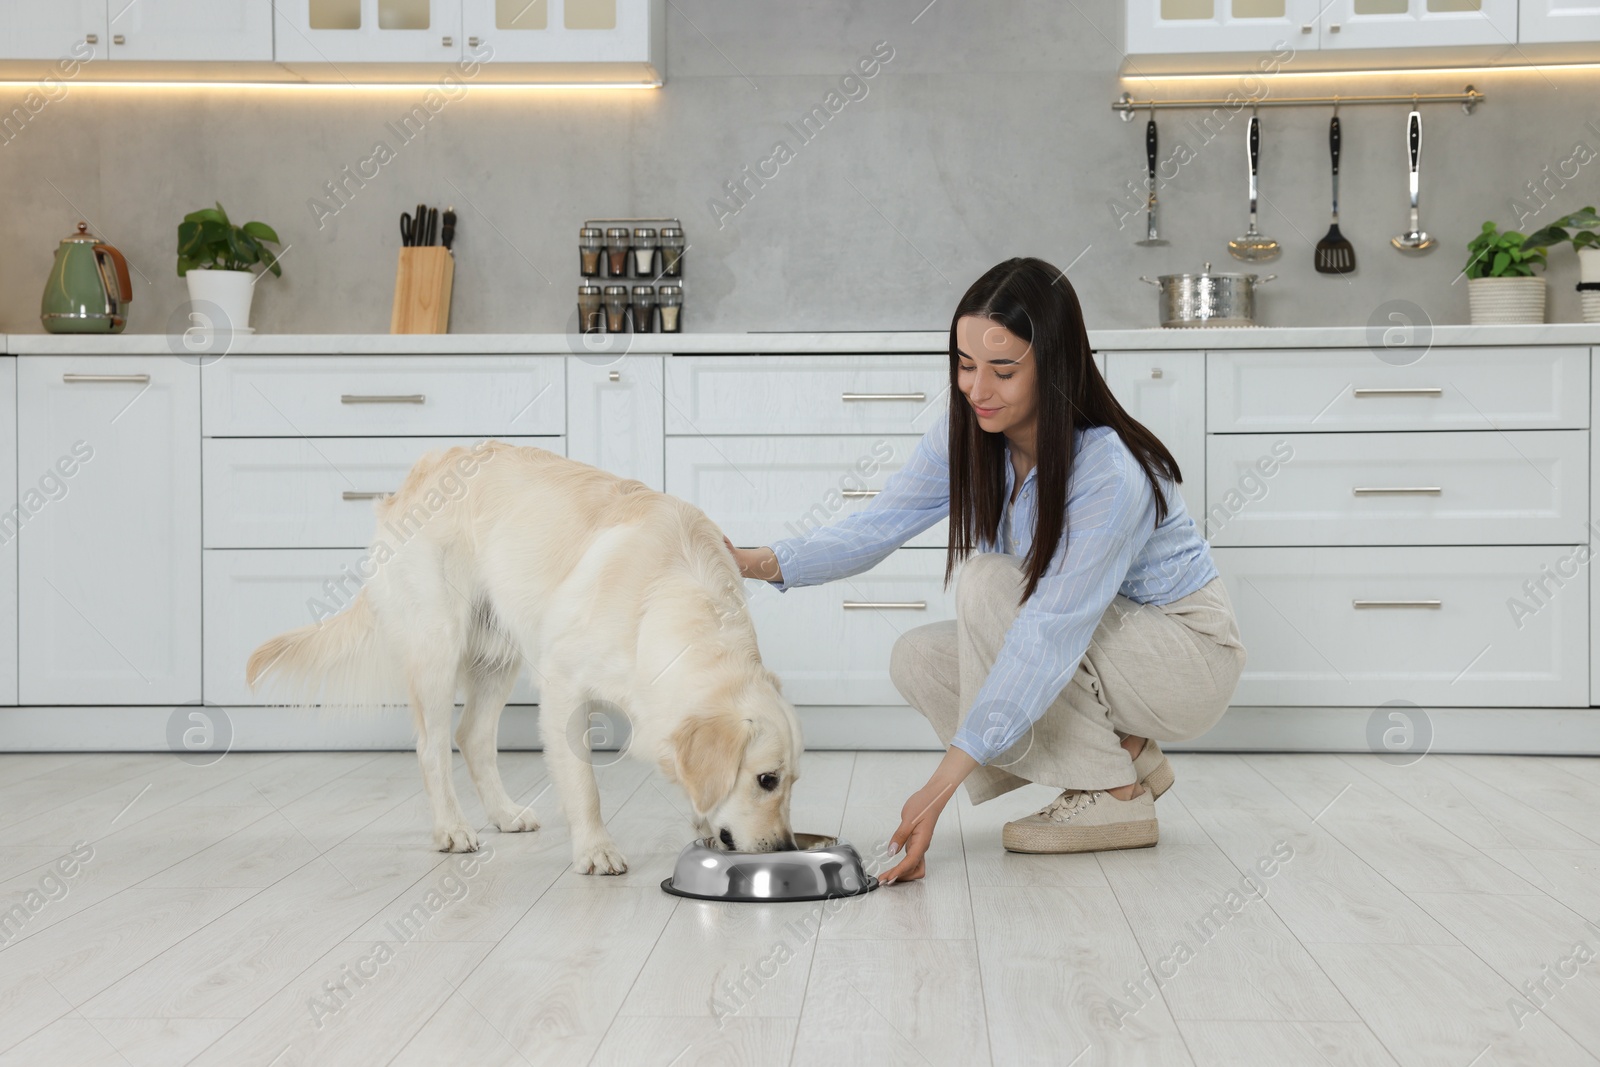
[955,314,1037,437]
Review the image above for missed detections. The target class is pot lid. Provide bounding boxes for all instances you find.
[60,221,101,244]
[1160,261,1260,281]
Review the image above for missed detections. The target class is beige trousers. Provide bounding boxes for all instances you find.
[889,553,1247,803]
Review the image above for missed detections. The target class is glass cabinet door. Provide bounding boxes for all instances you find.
[1318,0,1518,46]
[276,0,464,63]
[460,0,655,64]
[1124,0,1320,54]
[109,0,274,62]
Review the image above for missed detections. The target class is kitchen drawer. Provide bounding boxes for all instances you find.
[204,437,564,549]
[1207,347,1589,433]
[667,435,947,549]
[746,548,961,705]
[202,356,564,437]
[203,550,539,707]
[1214,545,1588,708]
[664,355,947,435]
[1206,430,1588,547]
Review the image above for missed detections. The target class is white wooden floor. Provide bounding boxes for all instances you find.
[0,749,1597,1067]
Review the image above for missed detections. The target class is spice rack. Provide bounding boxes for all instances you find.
[578,216,685,335]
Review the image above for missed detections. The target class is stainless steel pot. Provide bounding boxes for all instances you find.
[1140,261,1276,327]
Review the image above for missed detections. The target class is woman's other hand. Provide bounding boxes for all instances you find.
[721,536,783,583]
[880,747,980,884]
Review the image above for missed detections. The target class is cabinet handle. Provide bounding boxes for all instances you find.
[1352,386,1442,397]
[442,35,453,46]
[842,600,927,610]
[63,373,149,384]
[343,491,392,501]
[1300,23,1312,32]
[112,33,125,44]
[1150,368,1163,379]
[1352,486,1442,495]
[85,33,98,44]
[341,394,425,404]
[841,392,925,402]
[1329,22,1341,31]
[608,371,621,381]
[841,489,880,499]
[1352,599,1441,609]
[468,35,481,47]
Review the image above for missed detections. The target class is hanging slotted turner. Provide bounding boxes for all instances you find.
[1315,115,1355,275]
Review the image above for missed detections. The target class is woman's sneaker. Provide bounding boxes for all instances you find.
[1001,789,1159,854]
[1133,740,1175,799]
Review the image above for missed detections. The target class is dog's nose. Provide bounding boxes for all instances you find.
[719,828,736,850]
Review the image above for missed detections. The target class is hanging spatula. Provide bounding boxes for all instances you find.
[1315,115,1355,275]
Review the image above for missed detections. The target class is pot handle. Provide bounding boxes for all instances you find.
[1138,276,1162,286]
[95,243,133,303]
[1255,274,1279,284]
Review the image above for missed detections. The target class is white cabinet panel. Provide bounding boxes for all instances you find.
[18,357,201,705]
[747,548,959,706]
[0,2,104,61]
[1125,0,1317,53]
[1521,0,1600,40]
[110,0,273,61]
[1207,347,1589,433]
[204,549,539,706]
[274,0,463,63]
[202,356,563,437]
[1215,545,1588,708]
[1105,350,1205,530]
[566,355,663,490]
[0,360,15,706]
[1318,0,1518,47]
[203,436,564,548]
[461,0,661,64]
[1207,429,1588,547]
[665,355,947,436]
[667,435,947,550]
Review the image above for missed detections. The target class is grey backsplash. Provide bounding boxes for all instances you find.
[0,0,1596,337]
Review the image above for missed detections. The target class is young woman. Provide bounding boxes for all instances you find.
[724,257,1245,883]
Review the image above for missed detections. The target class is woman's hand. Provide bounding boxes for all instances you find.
[880,747,981,884]
[721,536,783,584]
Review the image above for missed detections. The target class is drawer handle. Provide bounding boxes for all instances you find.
[63,373,149,384]
[841,489,880,499]
[841,392,926,402]
[843,600,927,610]
[342,491,392,501]
[1352,599,1442,609]
[1351,387,1443,397]
[1352,486,1442,496]
[341,394,426,405]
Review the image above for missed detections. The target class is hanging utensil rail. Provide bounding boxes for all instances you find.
[1113,86,1483,119]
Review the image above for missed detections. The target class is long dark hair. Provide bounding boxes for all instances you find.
[946,257,1182,605]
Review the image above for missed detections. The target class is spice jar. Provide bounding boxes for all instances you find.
[578,228,604,278]
[658,285,683,333]
[605,228,631,277]
[660,226,685,277]
[602,285,629,332]
[631,228,658,278]
[577,284,603,333]
[630,285,656,333]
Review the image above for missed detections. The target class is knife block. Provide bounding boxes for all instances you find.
[391,247,454,334]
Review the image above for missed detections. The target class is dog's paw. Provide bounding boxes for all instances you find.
[493,807,540,834]
[434,823,480,853]
[573,839,628,875]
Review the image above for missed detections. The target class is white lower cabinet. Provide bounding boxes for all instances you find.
[565,355,663,490]
[1215,544,1588,708]
[666,434,946,549]
[746,548,959,706]
[1105,350,1205,527]
[17,357,201,705]
[203,549,540,707]
[0,359,16,705]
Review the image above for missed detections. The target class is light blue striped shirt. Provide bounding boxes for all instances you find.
[766,408,1219,765]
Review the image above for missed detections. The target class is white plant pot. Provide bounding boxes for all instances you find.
[183,268,257,334]
[1467,276,1546,326]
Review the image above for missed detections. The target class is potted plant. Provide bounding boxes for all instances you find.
[176,202,283,333]
[1462,220,1549,325]
[1527,206,1600,324]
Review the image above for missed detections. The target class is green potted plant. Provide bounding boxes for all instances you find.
[1527,206,1600,324]
[1462,220,1549,325]
[176,202,283,333]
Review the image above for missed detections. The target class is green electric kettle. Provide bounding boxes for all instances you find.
[41,221,133,334]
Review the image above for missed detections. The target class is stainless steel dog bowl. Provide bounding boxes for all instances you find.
[661,833,879,903]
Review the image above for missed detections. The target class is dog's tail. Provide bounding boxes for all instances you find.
[246,591,403,712]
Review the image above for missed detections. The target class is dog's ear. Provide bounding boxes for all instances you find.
[672,714,751,815]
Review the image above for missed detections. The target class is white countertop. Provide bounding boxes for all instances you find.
[4,323,1599,355]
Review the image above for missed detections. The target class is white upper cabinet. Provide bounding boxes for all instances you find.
[110,0,274,61]
[1125,0,1320,54]
[1317,0,1519,47]
[274,0,464,63]
[0,1,105,61]
[1520,0,1600,39]
[460,0,660,69]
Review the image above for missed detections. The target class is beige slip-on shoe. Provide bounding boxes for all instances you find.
[1133,739,1175,799]
[1001,788,1159,854]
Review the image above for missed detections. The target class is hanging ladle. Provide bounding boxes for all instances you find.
[1229,110,1280,262]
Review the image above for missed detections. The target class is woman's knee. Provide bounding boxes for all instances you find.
[955,552,1023,618]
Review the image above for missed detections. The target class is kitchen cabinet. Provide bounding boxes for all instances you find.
[0,359,15,706]
[1124,0,1318,54]
[1521,0,1600,39]
[274,0,464,64]
[0,2,104,61]
[1126,0,1522,52]
[1316,0,1519,48]
[460,0,663,68]
[110,0,274,62]
[566,355,664,491]
[17,357,201,705]
[1104,350,1205,530]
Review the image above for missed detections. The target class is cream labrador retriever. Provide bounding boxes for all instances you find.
[246,441,802,874]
